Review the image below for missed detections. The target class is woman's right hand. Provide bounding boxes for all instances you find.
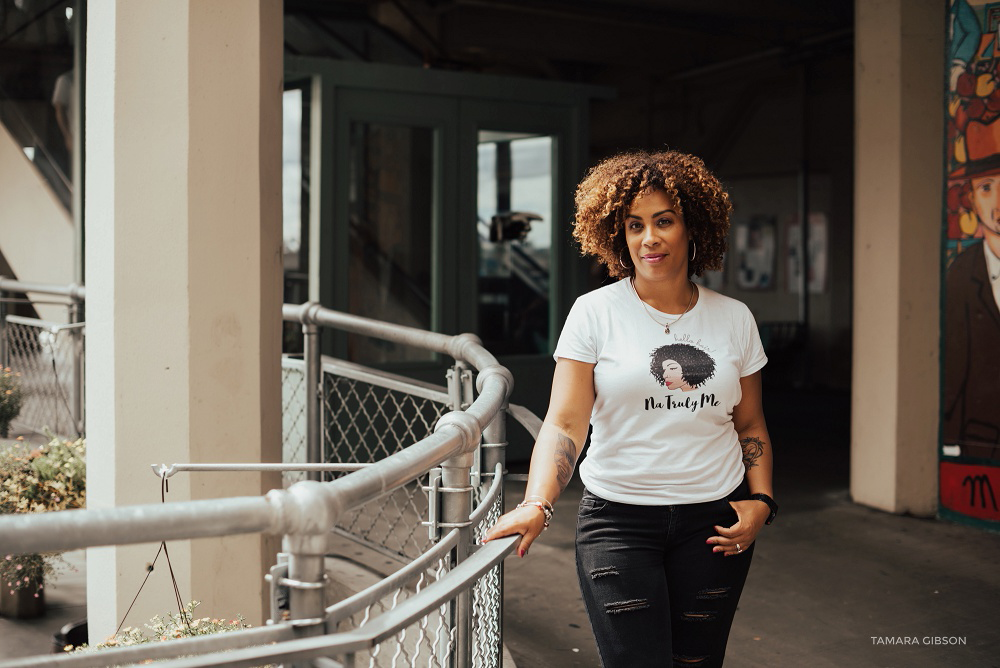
[482,504,548,557]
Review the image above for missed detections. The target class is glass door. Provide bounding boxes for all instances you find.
[476,132,555,355]
[458,99,582,359]
[328,89,459,364]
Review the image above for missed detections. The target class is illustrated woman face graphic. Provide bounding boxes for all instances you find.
[650,343,716,391]
[660,359,692,391]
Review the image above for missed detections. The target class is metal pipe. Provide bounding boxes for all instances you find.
[320,356,449,403]
[304,320,322,480]
[0,285,7,367]
[283,302,498,372]
[69,298,84,435]
[0,277,86,300]
[152,462,372,479]
[1,420,475,556]
[0,496,276,555]
[284,532,330,668]
[0,624,295,668]
[441,448,474,667]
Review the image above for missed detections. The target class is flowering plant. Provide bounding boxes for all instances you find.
[73,600,254,652]
[0,367,23,438]
[0,552,65,597]
[0,436,86,595]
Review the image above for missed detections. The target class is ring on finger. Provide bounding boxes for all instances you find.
[735,543,742,553]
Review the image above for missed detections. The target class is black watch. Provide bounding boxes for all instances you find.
[748,493,778,525]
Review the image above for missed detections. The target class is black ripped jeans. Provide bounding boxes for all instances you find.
[575,479,754,668]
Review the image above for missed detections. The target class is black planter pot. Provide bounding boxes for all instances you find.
[52,618,88,653]
[0,579,44,618]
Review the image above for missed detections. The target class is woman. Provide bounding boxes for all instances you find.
[483,150,777,667]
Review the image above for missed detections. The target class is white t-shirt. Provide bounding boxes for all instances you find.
[553,279,767,505]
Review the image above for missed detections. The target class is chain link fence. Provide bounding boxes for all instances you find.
[2,315,83,438]
[330,550,457,668]
[323,369,451,562]
[470,481,504,668]
[281,358,308,487]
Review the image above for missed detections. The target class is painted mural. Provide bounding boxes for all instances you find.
[943,0,1000,525]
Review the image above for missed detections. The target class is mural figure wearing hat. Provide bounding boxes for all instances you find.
[944,0,1000,460]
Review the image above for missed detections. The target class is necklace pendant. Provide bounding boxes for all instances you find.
[664,325,670,334]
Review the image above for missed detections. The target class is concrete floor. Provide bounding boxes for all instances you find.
[3,390,1000,666]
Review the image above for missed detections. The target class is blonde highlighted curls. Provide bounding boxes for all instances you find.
[573,150,731,279]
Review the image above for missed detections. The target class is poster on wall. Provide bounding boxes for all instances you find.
[786,213,828,294]
[942,0,1000,525]
[691,268,725,291]
[734,216,776,290]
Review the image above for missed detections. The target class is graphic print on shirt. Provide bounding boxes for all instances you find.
[648,342,717,392]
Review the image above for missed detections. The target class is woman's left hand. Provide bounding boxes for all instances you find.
[707,500,770,556]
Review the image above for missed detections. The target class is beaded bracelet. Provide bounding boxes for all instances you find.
[516,500,553,529]
[524,495,554,513]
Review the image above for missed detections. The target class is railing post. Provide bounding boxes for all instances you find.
[304,319,322,481]
[0,285,7,368]
[283,533,329,668]
[69,295,84,436]
[446,361,466,412]
[444,361,476,667]
[480,403,508,667]
[441,447,474,668]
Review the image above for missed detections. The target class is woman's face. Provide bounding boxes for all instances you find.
[625,189,689,284]
[661,359,686,390]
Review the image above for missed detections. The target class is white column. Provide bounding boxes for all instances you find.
[851,0,942,515]
[85,0,283,640]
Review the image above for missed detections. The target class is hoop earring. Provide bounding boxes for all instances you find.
[619,249,631,269]
[690,240,697,261]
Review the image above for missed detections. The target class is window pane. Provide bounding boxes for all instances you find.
[281,84,310,354]
[348,122,434,363]
[476,132,552,355]
[282,88,303,264]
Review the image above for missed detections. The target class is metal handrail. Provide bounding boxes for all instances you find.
[0,390,504,555]
[0,465,516,668]
[2,296,518,667]
[0,625,297,668]
[153,462,372,478]
[0,276,86,301]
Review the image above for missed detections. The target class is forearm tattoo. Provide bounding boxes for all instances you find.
[555,434,577,490]
[740,436,765,470]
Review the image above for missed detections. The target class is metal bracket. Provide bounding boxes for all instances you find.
[264,559,290,624]
[423,468,442,541]
[421,468,477,536]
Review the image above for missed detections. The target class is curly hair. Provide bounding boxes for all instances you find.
[573,150,731,279]
[649,343,716,389]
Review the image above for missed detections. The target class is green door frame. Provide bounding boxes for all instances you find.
[284,57,611,362]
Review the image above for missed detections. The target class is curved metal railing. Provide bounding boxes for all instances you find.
[0,284,536,668]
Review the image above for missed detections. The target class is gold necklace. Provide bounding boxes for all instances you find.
[630,278,696,334]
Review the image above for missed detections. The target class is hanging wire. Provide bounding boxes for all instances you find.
[114,471,192,635]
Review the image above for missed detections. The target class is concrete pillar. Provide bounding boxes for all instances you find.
[851,0,943,515]
[85,0,283,640]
